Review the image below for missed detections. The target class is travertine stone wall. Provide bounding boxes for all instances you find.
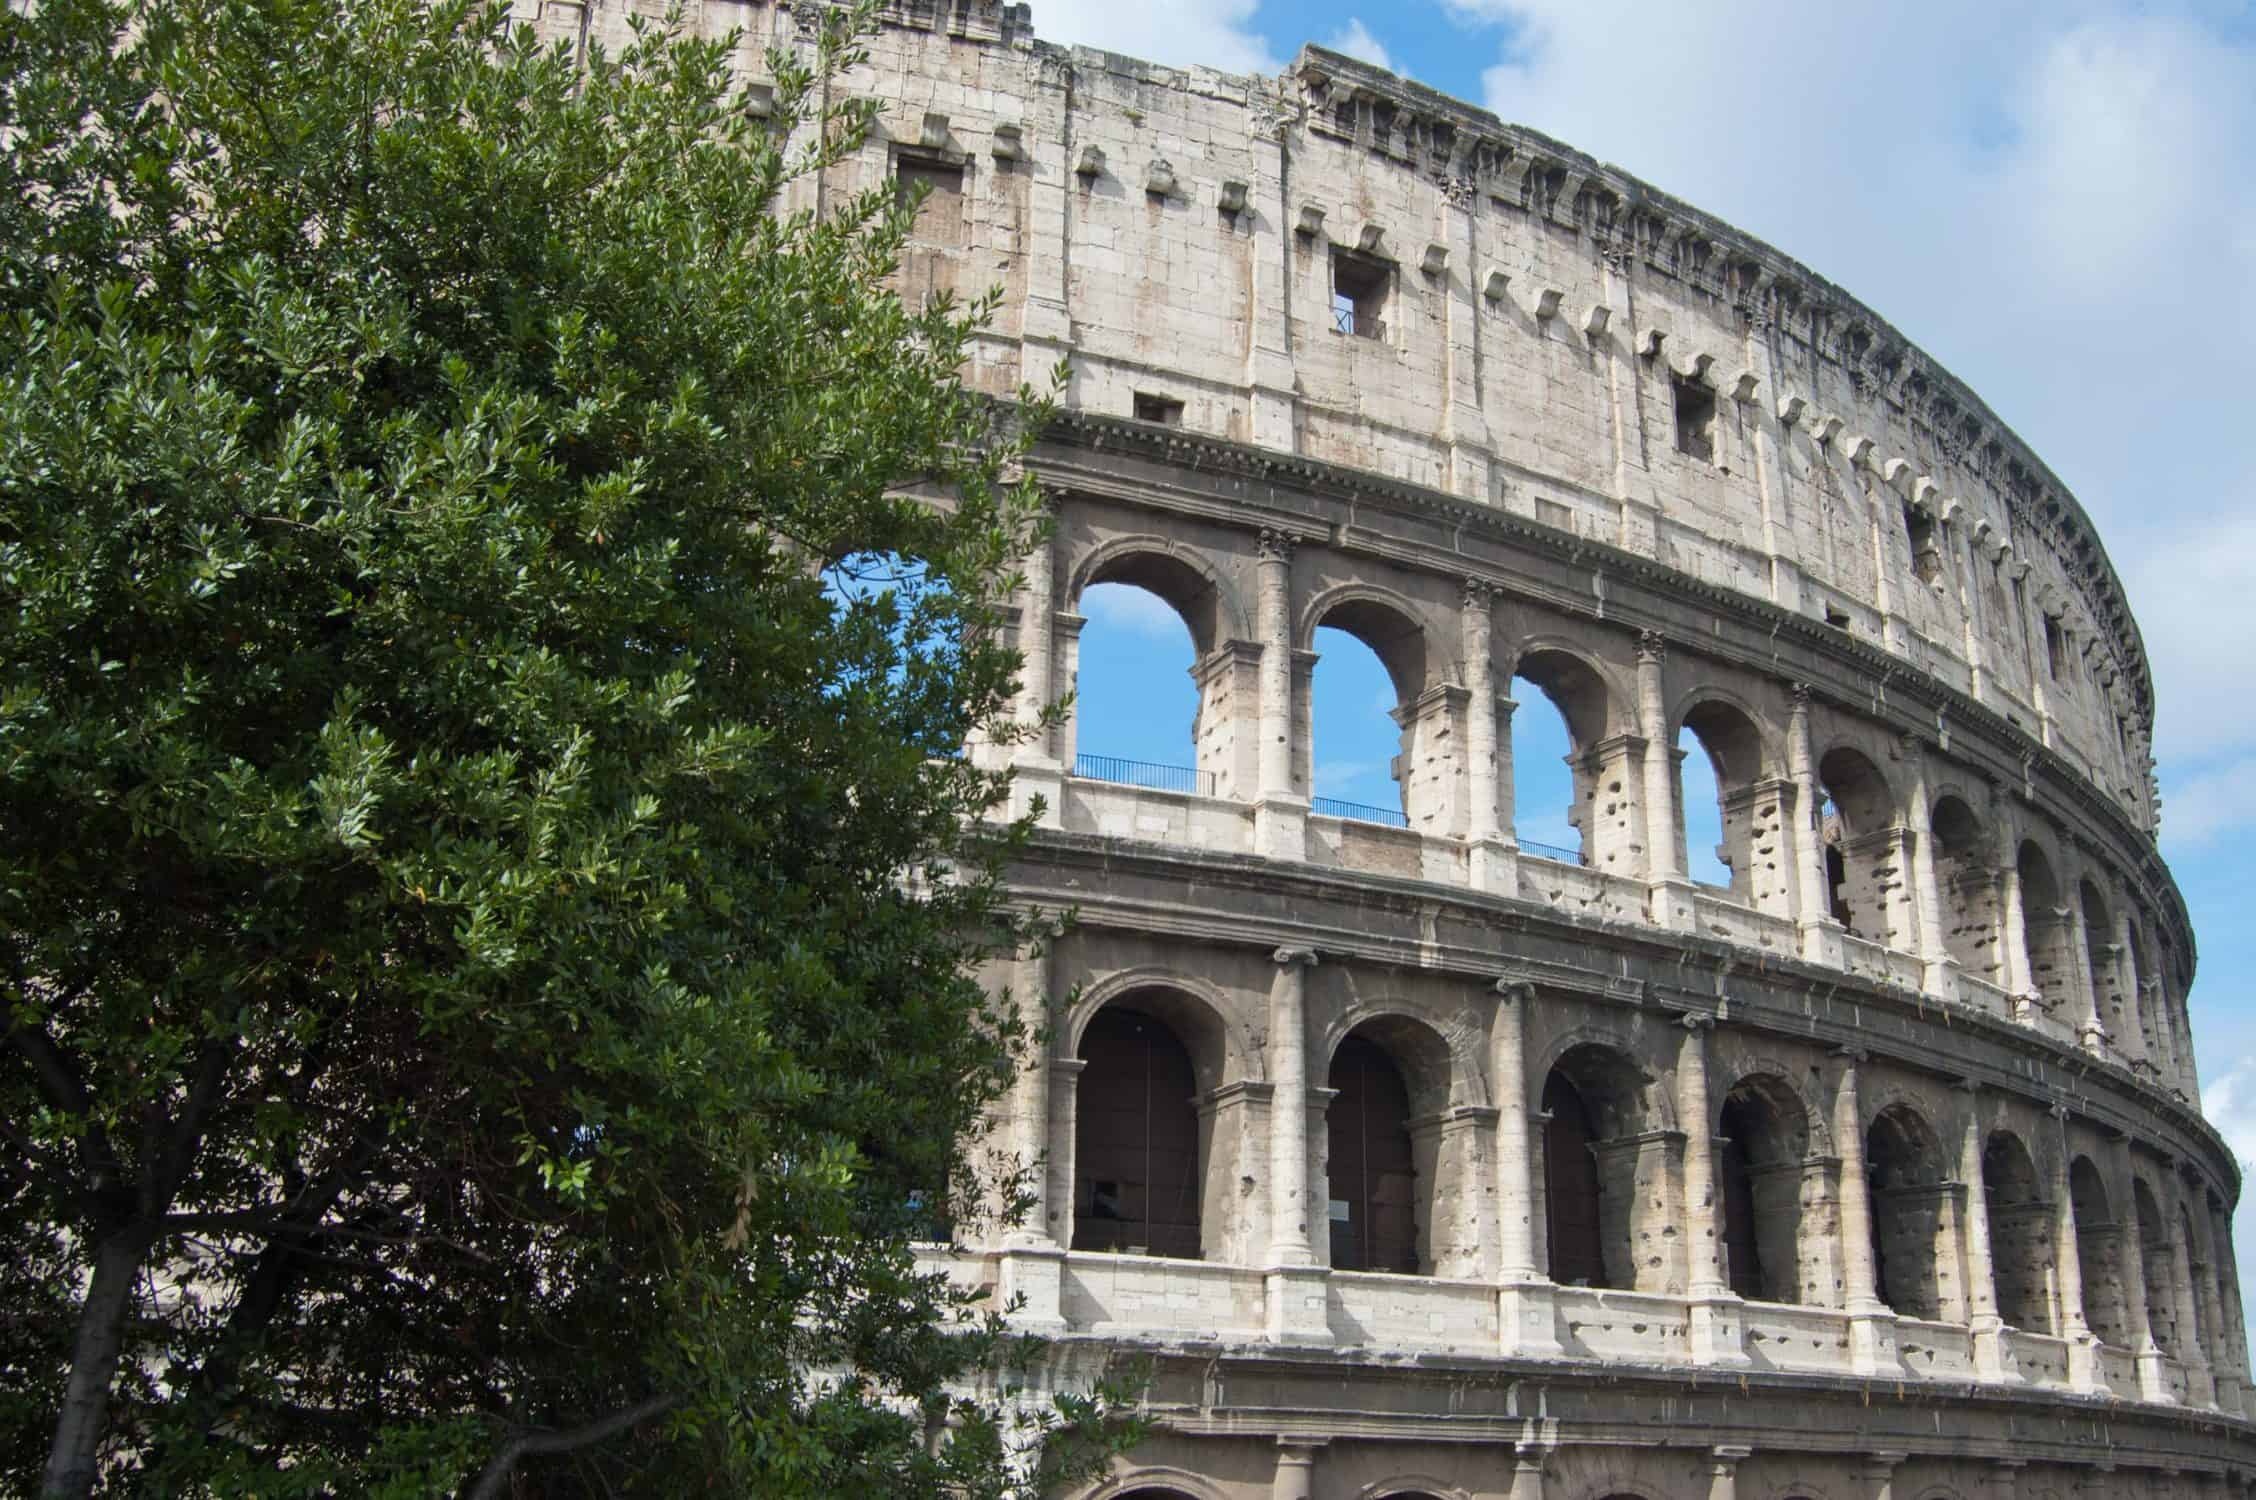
[532,0,2250,1493]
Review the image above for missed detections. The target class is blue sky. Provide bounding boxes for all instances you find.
[1032,0,2256,1277]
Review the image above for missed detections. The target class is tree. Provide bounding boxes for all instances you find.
[0,0,1108,1492]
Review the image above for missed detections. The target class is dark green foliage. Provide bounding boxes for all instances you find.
[0,0,1111,1491]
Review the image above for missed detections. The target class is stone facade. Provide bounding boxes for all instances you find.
[536,0,2249,1492]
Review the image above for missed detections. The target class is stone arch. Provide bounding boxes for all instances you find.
[2179,1199,2213,1357]
[1866,1102,1952,1321]
[1066,533,1247,655]
[1298,581,1437,697]
[1302,584,1441,826]
[1082,1468,1232,1500]
[1317,1003,1489,1112]
[2069,1155,2130,1347]
[1066,536,1250,795]
[2134,1176,2177,1356]
[1356,1476,1467,1500]
[1719,1068,1817,1304]
[1929,792,2001,981]
[1064,967,1257,1091]
[1541,1039,1668,1292]
[1674,691,1776,903]
[1507,640,1628,868]
[1325,1013,1457,1276]
[1509,640,1619,749]
[2124,918,2159,1064]
[2016,840,2075,1012]
[1981,1128,2053,1333]
[1816,744,1906,944]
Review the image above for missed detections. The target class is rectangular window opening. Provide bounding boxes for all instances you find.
[895,152,965,246]
[1330,249,1390,339]
[2045,616,2067,681]
[1132,392,1184,426]
[1673,377,1717,463]
[1904,503,1942,585]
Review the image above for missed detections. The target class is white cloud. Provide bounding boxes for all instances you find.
[1027,0,1280,74]
[1080,582,1191,640]
[2159,756,2256,851]
[1313,759,1383,795]
[1322,17,1392,73]
[2205,1058,2256,1176]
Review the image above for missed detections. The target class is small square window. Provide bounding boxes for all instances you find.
[1904,503,1942,585]
[895,154,965,246]
[1330,249,1389,339]
[1673,377,1716,463]
[1132,392,1184,426]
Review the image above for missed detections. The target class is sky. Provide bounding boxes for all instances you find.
[1027,0,2256,1310]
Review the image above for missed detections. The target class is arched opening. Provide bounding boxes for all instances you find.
[1070,549,1232,797]
[1541,1043,1652,1291]
[2016,843,2074,1010]
[1676,698,1769,899]
[1717,1074,1813,1304]
[1866,1104,1950,1321]
[1817,746,1904,945]
[1114,1490,1200,1500]
[1326,1035,1418,1274]
[1930,795,1999,980]
[1072,1000,1207,1259]
[2080,879,2119,1040]
[1512,649,1617,871]
[1306,598,1429,829]
[1981,1131,2052,1333]
[2070,1156,2130,1347]
[2134,1179,2176,1356]
[2126,922,2159,1065]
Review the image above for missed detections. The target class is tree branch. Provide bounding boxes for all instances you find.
[464,1393,680,1500]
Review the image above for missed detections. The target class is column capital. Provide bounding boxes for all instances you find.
[1832,1043,1870,1064]
[1676,1009,1717,1034]
[1273,945,1319,968]
[1955,1076,1982,1095]
[1636,627,1667,665]
[1257,527,1296,563]
[1462,576,1495,609]
[1493,977,1538,1003]
[1790,681,1814,710]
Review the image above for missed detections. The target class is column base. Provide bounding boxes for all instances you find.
[1497,1278,1564,1358]
[997,1240,1068,1332]
[2137,1344,2176,1404]
[1970,1315,2024,1384]
[1649,874,1699,933]
[2215,1371,2244,1413]
[1010,756,1065,830]
[1798,919,1846,971]
[1922,955,1959,1002]
[1264,1262,1332,1345]
[1255,795,1308,863]
[2187,1357,2218,1410]
[1846,1301,1902,1375]
[1469,836,1520,899]
[2061,1332,2102,1394]
[1686,1289,1751,1367]
[2077,1020,2109,1058]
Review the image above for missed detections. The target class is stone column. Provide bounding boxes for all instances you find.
[1987,1459,2026,1500]
[2000,858,2037,1018]
[1640,632,1695,929]
[2110,897,2148,1067]
[2065,895,2107,1056]
[1440,186,1492,503]
[1709,1446,1753,1500]
[2047,1104,2102,1390]
[1957,1082,2017,1383]
[1678,1014,1747,1364]
[1902,736,1953,997]
[1788,685,1842,967]
[1242,106,1296,452]
[2195,1197,2242,1412]
[1834,1048,1900,1373]
[1463,581,1517,896]
[1254,529,1306,860]
[1270,1439,1322,1500]
[2169,1179,2218,1408]
[1858,1451,1906,1500]
[1494,981,1562,1355]
[2111,1133,2172,1403]
[1265,947,1328,1342]
[996,947,1066,1325]
[1509,1443,1549,1500]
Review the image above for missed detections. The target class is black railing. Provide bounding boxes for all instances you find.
[1517,837,1583,865]
[1311,796,1409,829]
[1072,753,1214,797]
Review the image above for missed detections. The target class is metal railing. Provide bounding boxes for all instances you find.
[1311,796,1409,829]
[1071,753,1214,797]
[1517,837,1583,865]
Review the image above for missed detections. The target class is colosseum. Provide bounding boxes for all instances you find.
[542,0,2256,1493]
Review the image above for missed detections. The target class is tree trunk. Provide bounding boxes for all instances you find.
[42,1223,154,1500]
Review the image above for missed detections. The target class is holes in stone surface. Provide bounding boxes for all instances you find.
[1131,391,1183,426]
[1824,604,1851,632]
[1672,375,1716,462]
[1330,248,1391,338]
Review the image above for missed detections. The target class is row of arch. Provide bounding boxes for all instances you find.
[1021,523,2195,1095]
[1062,980,2243,1377]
